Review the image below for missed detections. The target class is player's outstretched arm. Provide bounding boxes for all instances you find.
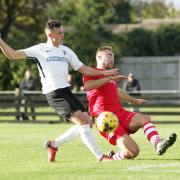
[84,75,127,91]
[117,88,147,105]
[84,77,110,90]
[78,65,119,77]
[0,35,26,60]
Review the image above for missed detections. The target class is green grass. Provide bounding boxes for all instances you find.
[0,123,179,180]
[0,107,60,121]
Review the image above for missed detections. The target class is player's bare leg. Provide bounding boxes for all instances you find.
[129,113,177,155]
[110,134,139,160]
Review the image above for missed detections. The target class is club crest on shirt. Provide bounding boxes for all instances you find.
[47,56,69,63]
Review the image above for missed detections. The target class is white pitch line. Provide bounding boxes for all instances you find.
[127,163,180,171]
[125,169,180,173]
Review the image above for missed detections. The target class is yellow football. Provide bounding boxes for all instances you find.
[96,111,118,133]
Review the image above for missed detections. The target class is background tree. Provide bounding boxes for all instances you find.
[106,0,132,23]
[49,0,125,87]
[156,24,180,56]
[0,0,58,90]
[131,0,178,22]
[1,0,180,90]
[124,28,158,56]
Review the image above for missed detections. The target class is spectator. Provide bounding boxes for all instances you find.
[123,73,141,112]
[18,69,36,121]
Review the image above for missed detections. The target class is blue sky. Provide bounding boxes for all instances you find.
[169,0,180,9]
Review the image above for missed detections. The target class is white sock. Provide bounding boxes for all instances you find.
[113,151,126,160]
[52,125,79,148]
[78,124,103,160]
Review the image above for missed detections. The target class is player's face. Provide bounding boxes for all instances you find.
[48,26,64,45]
[101,50,114,69]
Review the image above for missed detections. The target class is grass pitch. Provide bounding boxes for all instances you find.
[0,123,179,180]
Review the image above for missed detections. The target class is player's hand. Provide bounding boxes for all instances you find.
[108,74,128,81]
[87,118,93,128]
[135,99,147,105]
[103,68,120,76]
[82,112,94,128]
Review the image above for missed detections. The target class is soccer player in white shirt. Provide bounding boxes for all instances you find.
[0,19,120,162]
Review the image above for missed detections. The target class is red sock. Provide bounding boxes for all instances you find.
[142,121,160,145]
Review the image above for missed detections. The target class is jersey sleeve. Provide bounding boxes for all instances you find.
[66,48,83,71]
[23,45,39,59]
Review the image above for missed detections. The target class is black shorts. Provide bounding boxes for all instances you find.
[45,87,86,121]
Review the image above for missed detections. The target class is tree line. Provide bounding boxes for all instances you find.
[0,0,180,90]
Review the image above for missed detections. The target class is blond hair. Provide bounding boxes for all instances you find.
[96,46,112,55]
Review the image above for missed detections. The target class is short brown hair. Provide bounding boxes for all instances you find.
[45,19,61,29]
[96,46,112,55]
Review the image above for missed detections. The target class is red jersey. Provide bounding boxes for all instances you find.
[83,68,123,117]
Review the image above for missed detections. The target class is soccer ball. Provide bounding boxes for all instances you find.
[96,111,118,133]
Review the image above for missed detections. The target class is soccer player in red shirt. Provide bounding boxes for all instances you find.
[83,46,177,160]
